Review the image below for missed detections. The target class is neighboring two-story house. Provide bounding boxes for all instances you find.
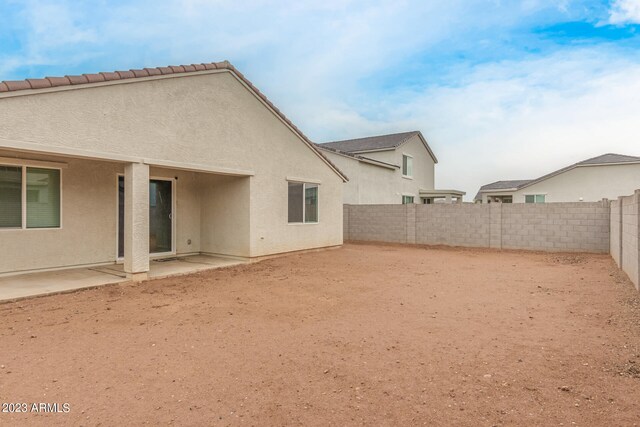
[316,131,464,204]
[474,153,640,203]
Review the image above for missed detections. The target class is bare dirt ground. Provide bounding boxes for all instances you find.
[1,243,640,426]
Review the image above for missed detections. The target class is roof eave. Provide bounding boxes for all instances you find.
[0,61,350,183]
[411,131,438,164]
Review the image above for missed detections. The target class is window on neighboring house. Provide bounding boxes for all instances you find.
[402,154,413,177]
[0,165,61,229]
[402,195,414,204]
[288,181,318,223]
[525,194,545,204]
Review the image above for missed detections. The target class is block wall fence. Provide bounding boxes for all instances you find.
[610,190,640,290]
[344,196,640,290]
[344,201,611,253]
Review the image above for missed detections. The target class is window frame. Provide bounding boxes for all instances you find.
[287,180,319,225]
[402,195,414,204]
[0,161,64,231]
[402,154,413,179]
[524,194,546,204]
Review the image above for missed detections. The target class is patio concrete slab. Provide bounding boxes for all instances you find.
[96,255,246,279]
[0,268,128,302]
[0,255,246,303]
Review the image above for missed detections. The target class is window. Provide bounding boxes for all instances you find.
[288,182,318,223]
[402,154,413,177]
[525,194,545,204]
[0,165,61,229]
[402,195,414,204]
[0,166,22,228]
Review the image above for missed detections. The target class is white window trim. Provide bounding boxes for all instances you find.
[287,180,320,225]
[524,193,547,203]
[0,161,64,231]
[402,194,415,204]
[402,153,413,179]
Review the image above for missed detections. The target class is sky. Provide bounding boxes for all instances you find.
[1,0,640,199]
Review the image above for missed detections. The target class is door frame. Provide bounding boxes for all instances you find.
[115,174,177,263]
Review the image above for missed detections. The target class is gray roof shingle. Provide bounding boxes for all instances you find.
[576,153,640,165]
[474,153,640,200]
[478,180,534,191]
[320,131,419,153]
[319,130,438,163]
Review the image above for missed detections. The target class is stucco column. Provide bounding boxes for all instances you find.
[124,162,149,281]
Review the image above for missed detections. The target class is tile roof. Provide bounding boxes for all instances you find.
[0,62,226,93]
[474,152,640,200]
[320,131,419,153]
[473,180,533,201]
[0,61,348,182]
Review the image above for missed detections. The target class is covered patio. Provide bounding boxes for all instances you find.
[0,254,245,302]
[419,189,466,204]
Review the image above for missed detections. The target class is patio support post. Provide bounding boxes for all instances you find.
[124,162,149,281]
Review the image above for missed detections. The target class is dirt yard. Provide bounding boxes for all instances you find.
[1,243,639,426]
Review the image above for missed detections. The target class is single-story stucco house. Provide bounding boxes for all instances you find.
[0,61,347,279]
[316,131,464,204]
[474,153,640,203]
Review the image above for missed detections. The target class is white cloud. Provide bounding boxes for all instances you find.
[609,0,640,24]
[336,50,640,199]
[2,1,639,201]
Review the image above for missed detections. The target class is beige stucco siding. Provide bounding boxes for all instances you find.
[0,70,343,272]
[360,134,435,202]
[0,152,118,274]
[319,151,399,204]
[200,174,250,257]
[511,164,640,203]
[319,134,435,204]
[0,154,208,274]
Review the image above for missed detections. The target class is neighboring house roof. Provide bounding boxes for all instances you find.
[0,61,348,182]
[473,180,533,201]
[319,131,438,163]
[474,153,640,201]
[314,144,399,170]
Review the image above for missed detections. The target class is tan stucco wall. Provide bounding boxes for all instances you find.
[200,174,250,257]
[0,151,118,274]
[319,151,398,204]
[0,152,209,274]
[0,71,343,272]
[320,134,435,204]
[482,163,640,203]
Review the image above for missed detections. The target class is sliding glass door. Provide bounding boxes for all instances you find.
[149,179,172,254]
[118,177,173,258]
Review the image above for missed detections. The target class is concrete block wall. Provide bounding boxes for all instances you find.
[415,204,490,247]
[346,204,407,244]
[501,202,610,253]
[610,198,622,267]
[344,201,611,253]
[616,190,640,290]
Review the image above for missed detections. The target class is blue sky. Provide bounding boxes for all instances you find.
[1,0,640,198]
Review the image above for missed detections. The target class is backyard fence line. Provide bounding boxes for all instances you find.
[610,190,640,290]
[344,192,640,291]
[343,200,611,254]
